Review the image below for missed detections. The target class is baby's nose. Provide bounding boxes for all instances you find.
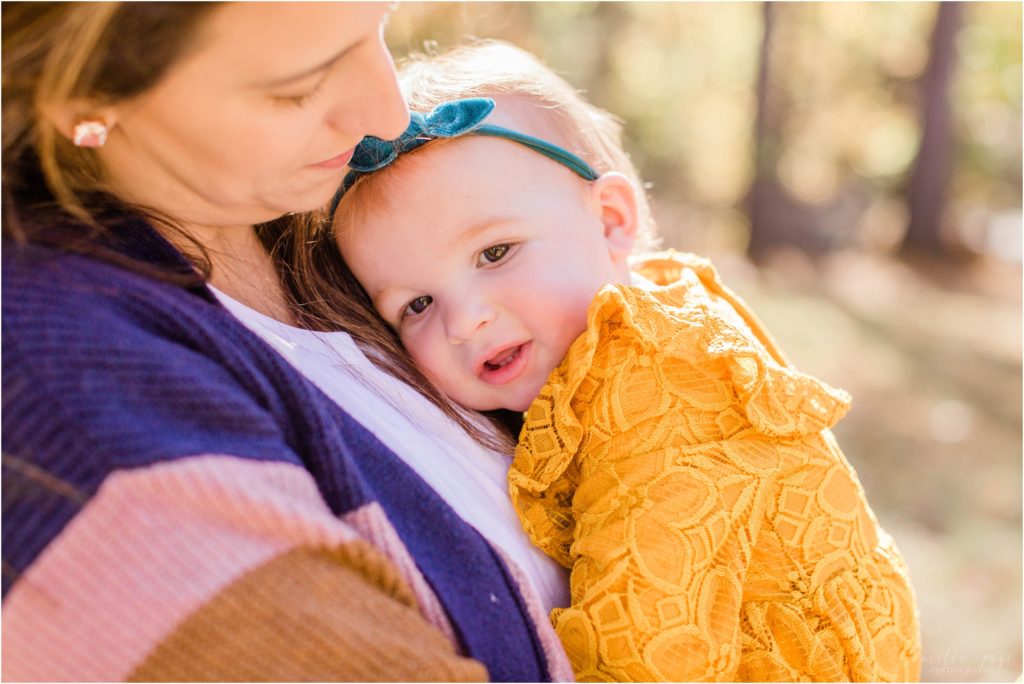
[446,301,496,345]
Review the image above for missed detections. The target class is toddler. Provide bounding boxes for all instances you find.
[332,41,921,682]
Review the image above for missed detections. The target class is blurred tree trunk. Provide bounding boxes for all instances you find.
[586,3,628,106]
[900,2,963,256]
[745,3,831,259]
[746,2,779,260]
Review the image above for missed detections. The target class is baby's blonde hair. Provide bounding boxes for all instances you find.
[336,39,658,251]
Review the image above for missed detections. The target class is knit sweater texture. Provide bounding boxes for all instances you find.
[1,216,572,682]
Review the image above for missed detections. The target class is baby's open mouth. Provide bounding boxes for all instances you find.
[484,345,523,371]
[478,341,532,386]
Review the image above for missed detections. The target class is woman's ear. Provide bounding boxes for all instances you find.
[41,98,119,145]
[590,171,639,264]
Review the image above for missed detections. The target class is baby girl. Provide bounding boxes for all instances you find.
[331,41,921,682]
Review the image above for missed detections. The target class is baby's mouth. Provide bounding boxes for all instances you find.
[478,341,532,386]
[484,345,522,371]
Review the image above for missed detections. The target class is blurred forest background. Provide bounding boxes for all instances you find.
[386,2,1022,681]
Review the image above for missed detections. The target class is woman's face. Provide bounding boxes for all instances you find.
[99,2,409,229]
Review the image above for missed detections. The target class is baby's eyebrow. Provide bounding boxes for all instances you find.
[455,216,514,246]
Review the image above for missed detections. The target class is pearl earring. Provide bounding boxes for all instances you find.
[72,120,108,148]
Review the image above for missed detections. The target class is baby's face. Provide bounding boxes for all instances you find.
[338,135,633,412]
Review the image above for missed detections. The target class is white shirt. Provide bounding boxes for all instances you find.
[212,287,569,615]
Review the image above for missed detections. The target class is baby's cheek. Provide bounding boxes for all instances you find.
[403,333,443,380]
[564,282,604,330]
[557,309,591,353]
[406,337,434,370]
[406,337,470,403]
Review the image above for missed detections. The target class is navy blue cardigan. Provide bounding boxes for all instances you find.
[2,218,561,681]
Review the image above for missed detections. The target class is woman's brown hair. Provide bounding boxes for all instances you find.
[2,2,220,279]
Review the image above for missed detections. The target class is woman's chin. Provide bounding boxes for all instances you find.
[272,177,346,217]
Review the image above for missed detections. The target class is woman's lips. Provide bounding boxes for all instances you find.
[309,148,355,170]
[478,341,532,386]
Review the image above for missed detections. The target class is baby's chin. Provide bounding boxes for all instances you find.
[497,377,553,414]
[454,379,549,414]
[504,395,537,414]
[456,394,534,414]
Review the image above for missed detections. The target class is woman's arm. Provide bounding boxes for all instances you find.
[3,454,486,682]
[2,247,488,682]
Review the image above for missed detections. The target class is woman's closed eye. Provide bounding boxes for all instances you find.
[477,242,519,267]
[403,295,433,318]
[270,51,343,108]
[271,76,327,107]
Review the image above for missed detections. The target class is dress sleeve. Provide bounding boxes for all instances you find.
[510,281,849,682]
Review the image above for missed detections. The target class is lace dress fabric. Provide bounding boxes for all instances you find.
[509,252,921,682]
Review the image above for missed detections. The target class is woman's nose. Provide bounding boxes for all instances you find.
[323,35,409,143]
[445,300,496,345]
[366,45,410,140]
[352,38,409,141]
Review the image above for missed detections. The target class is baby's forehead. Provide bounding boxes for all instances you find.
[344,137,584,253]
[373,129,582,200]
[336,97,588,232]
[486,94,574,147]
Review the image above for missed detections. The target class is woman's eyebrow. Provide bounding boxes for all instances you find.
[255,44,356,88]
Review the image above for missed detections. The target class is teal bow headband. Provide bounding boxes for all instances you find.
[328,97,599,218]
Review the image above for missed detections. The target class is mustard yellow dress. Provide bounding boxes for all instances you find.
[509,251,921,682]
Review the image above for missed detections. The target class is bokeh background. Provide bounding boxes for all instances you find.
[386,3,1022,681]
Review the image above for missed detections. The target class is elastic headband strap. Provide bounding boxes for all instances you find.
[328,98,599,219]
[474,124,600,183]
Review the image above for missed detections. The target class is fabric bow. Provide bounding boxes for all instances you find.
[328,96,599,218]
[348,98,496,174]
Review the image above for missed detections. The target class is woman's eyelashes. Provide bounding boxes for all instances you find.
[270,39,353,108]
[477,242,518,267]
[272,76,327,107]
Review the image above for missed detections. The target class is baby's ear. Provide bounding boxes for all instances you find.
[591,172,639,263]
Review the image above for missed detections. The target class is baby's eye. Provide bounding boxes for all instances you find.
[478,243,515,266]
[404,295,433,317]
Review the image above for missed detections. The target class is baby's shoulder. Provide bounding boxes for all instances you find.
[569,250,852,440]
[587,250,764,362]
[629,249,716,289]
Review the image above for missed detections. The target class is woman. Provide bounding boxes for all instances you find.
[2,3,571,681]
